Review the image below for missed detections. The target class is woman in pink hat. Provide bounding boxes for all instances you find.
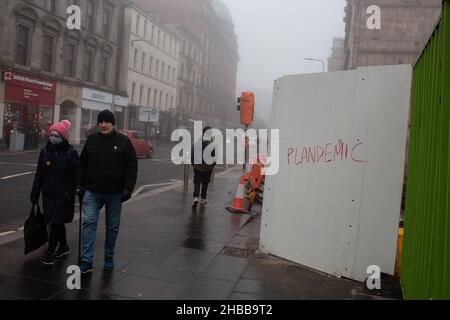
[30,120,79,266]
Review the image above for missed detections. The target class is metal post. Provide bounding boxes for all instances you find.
[243,124,249,171]
[184,152,190,190]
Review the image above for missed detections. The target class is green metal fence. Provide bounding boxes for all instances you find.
[402,0,450,300]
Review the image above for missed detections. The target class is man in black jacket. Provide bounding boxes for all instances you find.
[77,110,137,273]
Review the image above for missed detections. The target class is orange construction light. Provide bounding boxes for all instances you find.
[239,92,255,126]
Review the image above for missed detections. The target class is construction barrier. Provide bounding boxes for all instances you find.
[227,155,267,214]
[402,0,450,300]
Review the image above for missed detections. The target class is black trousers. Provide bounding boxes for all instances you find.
[193,169,212,199]
[193,181,209,199]
[48,224,67,252]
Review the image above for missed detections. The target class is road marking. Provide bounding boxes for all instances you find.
[17,226,24,231]
[0,162,37,167]
[0,172,34,180]
[149,159,173,163]
[132,181,182,197]
[0,231,16,237]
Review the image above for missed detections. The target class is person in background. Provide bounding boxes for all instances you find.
[3,120,13,149]
[191,126,216,209]
[44,121,52,139]
[77,110,138,273]
[30,120,79,265]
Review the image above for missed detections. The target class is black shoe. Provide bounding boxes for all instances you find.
[41,251,55,266]
[54,244,70,258]
[104,256,115,270]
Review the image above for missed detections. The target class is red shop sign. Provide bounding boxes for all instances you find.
[4,70,56,106]
[4,70,56,93]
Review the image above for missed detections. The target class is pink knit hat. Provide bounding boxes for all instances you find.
[48,120,71,140]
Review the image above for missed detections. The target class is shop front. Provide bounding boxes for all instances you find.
[3,70,56,149]
[113,95,128,130]
[81,88,113,142]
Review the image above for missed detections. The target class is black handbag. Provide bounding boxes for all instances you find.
[24,205,48,255]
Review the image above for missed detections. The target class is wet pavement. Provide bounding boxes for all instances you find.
[0,167,402,300]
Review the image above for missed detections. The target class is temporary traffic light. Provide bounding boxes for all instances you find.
[238,92,255,126]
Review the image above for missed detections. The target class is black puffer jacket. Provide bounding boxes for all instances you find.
[30,141,79,225]
[78,131,138,194]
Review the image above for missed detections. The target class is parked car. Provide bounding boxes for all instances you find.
[118,130,153,159]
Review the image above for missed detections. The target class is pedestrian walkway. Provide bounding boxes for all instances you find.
[0,167,402,300]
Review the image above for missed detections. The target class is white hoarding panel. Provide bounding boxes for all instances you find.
[260,65,412,282]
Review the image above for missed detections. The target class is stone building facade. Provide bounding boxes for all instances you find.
[0,0,126,146]
[117,3,180,138]
[134,0,239,132]
[343,0,442,70]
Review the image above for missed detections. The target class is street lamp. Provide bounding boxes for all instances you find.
[304,58,325,72]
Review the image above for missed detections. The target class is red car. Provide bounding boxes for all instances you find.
[118,130,153,159]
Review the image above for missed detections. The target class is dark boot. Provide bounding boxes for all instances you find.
[41,251,55,266]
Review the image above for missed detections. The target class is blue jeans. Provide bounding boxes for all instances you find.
[81,190,122,263]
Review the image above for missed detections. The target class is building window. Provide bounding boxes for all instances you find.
[166,93,169,108]
[99,56,109,86]
[136,15,140,35]
[83,51,93,81]
[170,95,174,108]
[153,90,157,106]
[161,62,165,79]
[102,9,111,39]
[151,25,155,44]
[133,49,138,69]
[147,88,151,106]
[156,60,159,77]
[87,0,95,31]
[141,53,146,72]
[157,29,161,47]
[63,43,76,77]
[167,66,171,82]
[139,85,143,105]
[42,34,55,72]
[48,0,56,13]
[149,56,153,75]
[159,91,162,107]
[131,83,136,104]
[144,20,148,39]
[173,69,176,82]
[16,25,30,66]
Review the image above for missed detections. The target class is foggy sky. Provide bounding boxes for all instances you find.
[222,0,346,124]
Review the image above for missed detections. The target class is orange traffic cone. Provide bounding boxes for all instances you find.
[226,178,249,214]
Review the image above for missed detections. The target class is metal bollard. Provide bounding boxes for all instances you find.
[184,164,190,190]
[184,152,191,191]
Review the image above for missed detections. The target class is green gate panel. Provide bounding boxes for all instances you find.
[402,0,450,300]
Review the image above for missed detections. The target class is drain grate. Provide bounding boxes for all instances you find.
[220,246,256,258]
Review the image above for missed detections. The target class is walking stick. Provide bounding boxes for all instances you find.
[78,195,82,265]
